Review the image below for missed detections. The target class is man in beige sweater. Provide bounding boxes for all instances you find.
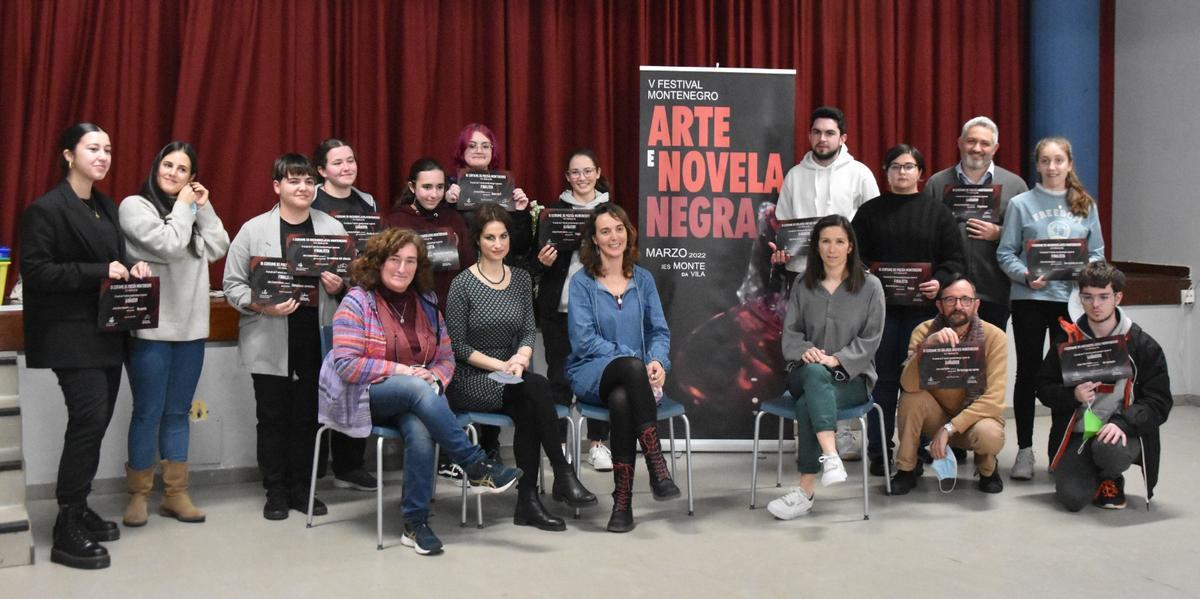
[889,276,1007,495]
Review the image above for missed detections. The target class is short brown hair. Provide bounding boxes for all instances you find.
[580,203,637,279]
[350,228,433,293]
[1076,261,1125,293]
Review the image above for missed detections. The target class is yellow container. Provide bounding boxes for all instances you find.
[0,262,8,305]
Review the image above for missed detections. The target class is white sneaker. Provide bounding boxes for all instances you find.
[819,454,848,487]
[588,444,613,472]
[835,424,862,461]
[1010,447,1035,481]
[766,487,814,520]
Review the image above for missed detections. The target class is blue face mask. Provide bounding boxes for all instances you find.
[931,448,958,493]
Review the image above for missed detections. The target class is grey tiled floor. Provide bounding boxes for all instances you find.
[2,411,1198,598]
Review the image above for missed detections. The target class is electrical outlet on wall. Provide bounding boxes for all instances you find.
[1182,288,1195,305]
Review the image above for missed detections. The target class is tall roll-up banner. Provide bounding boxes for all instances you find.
[639,66,795,443]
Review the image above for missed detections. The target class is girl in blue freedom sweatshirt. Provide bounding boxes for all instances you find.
[996,184,1104,302]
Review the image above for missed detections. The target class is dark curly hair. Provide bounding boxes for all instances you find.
[350,228,433,293]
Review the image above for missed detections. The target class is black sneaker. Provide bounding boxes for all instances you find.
[333,468,378,492]
[263,494,289,520]
[977,468,1004,494]
[80,506,120,542]
[462,458,522,494]
[1093,476,1127,509]
[437,454,463,480]
[952,446,968,463]
[402,521,444,555]
[290,493,327,516]
[888,469,921,496]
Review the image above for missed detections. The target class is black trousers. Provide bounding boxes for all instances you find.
[1011,299,1070,451]
[52,366,122,506]
[543,310,609,441]
[251,324,321,496]
[497,372,568,490]
[977,300,1010,332]
[598,357,658,463]
[1055,433,1141,512]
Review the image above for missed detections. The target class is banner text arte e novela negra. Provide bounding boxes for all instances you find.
[638,67,794,440]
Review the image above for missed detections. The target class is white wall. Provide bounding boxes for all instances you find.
[1113,2,1199,394]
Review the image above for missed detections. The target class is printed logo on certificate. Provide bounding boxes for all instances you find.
[456,170,515,211]
[1024,238,1087,281]
[538,208,592,251]
[870,262,933,305]
[943,185,1002,223]
[1057,335,1133,385]
[774,217,820,257]
[419,229,461,272]
[917,343,985,389]
[98,276,160,331]
[285,234,357,276]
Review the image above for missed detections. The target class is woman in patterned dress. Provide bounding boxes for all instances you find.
[444,203,597,531]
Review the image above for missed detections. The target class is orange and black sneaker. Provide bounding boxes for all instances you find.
[1093,476,1127,510]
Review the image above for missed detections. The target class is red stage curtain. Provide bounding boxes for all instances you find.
[0,0,1024,288]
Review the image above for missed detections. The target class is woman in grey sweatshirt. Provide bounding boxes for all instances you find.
[767,215,885,520]
[119,142,229,527]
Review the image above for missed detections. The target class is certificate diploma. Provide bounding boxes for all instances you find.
[333,214,381,251]
[249,257,296,305]
[98,277,160,332]
[917,343,985,389]
[538,208,592,251]
[456,170,515,211]
[1058,335,1133,385]
[419,229,461,272]
[774,217,820,257]
[1024,238,1087,280]
[285,234,357,276]
[944,185,1002,223]
[870,262,933,305]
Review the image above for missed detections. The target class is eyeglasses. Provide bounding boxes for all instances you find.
[936,296,977,307]
[466,142,493,151]
[567,167,596,179]
[1079,293,1115,305]
[888,163,919,173]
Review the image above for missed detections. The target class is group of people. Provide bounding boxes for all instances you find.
[764,107,1170,521]
[18,109,1172,569]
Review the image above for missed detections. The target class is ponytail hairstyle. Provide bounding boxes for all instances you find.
[1034,136,1094,218]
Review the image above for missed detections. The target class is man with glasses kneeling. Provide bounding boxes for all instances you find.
[889,276,1008,495]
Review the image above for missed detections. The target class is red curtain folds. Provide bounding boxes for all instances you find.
[0,0,1024,289]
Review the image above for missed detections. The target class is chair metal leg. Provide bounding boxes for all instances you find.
[668,417,678,476]
[377,436,385,549]
[574,415,586,520]
[873,404,892,495]
[750,410,765,508]
[682,414,694,516]
[461,425,477,527]
[776,417,785,487]
[858,415,869,520]
[307,425,329,527]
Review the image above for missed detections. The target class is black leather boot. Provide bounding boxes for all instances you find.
[638,423,681,500]
[606,462,635,533]
[551,464,597,507]
[513,487,566,531]
[80,505,120,541]
[51,505,110,569]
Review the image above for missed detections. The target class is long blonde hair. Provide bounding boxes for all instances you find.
[1034,136,1094,218]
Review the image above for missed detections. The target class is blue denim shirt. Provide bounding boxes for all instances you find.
[565,265,671,404]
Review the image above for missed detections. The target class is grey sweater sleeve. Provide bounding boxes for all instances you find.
[832,276,885,379]
[780,284,814,364]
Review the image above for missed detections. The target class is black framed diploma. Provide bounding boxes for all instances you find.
[333,214,381,251]
[249,257,296,305]
[538,208,592,251]
[943,185,1002,223]
[285,234,357,276]
[774,217,820,257]
[870,262,933,305]
[917,343,985,389]
[98,277,160,331]
[456,170,514,211]
[1024,238,1087,280]
[1057,335,1133,385]
[419,229,461,272]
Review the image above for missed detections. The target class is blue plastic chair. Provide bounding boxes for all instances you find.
[572,397,694,517]
[750,392,891,519]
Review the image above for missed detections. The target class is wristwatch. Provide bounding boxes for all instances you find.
[943,422,955,435]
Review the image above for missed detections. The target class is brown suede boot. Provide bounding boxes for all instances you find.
[123,464,155,527]
[159,461,206,523]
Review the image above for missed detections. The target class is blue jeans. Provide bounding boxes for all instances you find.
[368,375,486,523]
[866,312,928,463]
[126,339,205,470]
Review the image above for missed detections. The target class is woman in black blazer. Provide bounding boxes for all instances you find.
[20,123,150,570]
